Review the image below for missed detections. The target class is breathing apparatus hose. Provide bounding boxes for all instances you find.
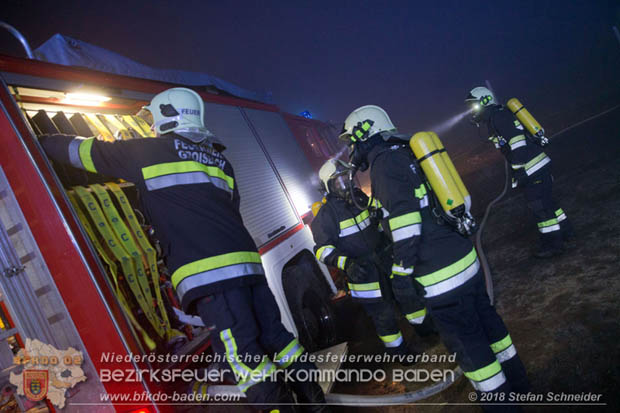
[348,168,368,211]
[474,159,509,306]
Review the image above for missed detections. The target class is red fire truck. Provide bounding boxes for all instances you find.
[0,31,348,412]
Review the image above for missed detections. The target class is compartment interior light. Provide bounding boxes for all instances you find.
[64,92,111,106]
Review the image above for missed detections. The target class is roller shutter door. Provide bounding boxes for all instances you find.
[202,102,299,246]
[243,108,321,216]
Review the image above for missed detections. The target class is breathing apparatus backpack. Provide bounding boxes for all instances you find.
[506,98,549,147]
[408,131,477,236]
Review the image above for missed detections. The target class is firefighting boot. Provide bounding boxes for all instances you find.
[413,315,437,338]
[246,380,298,413]
[285,360,331,413]
[386,341,418,367]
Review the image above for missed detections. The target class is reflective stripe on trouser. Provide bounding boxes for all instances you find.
[273,338,305,369]
[220,328,277,392]
[490,334,517,363]
[196,284,311,402]
[389,211,422,242]
[537,217,560,233]
[68,137,97,173]
[524,173,563,250]
[348,281,382,300]
[416,248,479,298]
[390,273,427,324]
[379,332,404,348]
[172,251,264,304]
[141,161,234,195]
[427,274,528,397]
[405,308,427,325]
[464,361,507,392]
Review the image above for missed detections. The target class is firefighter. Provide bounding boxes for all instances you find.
[311,159,432,361]
[38,87,328,413]
[339,105,529,411]
[466,86,574,258]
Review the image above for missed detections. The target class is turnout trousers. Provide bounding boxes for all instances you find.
[347,254,427,351]
[425,272,529,412]
[524,172,573,251]
[197,282,327,412]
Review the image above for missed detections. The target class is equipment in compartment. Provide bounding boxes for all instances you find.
[121,114,155,137]
[83,114,115,141]
[101,114,137,140]
[71,183,186,350]
[69,113,96,136]
[51,111,78,135]
[30,110,89,186]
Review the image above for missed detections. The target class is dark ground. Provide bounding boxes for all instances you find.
[329,107,620,412]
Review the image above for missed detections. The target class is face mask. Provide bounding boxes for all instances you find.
[329,173,350,199]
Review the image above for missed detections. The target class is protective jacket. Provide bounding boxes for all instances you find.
[368,141,479,300]
[485,106,551,185]
[311,191,382,272]
[40,133,264,311]
[311,190,428,346]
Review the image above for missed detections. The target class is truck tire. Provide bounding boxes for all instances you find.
[283,261,337,352]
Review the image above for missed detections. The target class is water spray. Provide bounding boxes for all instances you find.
[426,108,472,135]
[334,144,349,160]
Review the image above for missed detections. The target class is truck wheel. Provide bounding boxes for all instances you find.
[283,262,337,352]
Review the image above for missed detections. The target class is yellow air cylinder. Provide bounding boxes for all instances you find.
[428,132,472,213]
[312,201,323,217]
[312,197,327,217]
[507,98,544,137]
[410,132,467,217]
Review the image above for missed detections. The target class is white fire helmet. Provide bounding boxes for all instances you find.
[318,158,351,196]
[465,86,496,112]
[338,105,396,142]
[143,87,219,145]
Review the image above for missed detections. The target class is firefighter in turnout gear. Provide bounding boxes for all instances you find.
[39,87,328,412]
[466,87,573,258]
[339,105,530,411]
[311,159,432,359]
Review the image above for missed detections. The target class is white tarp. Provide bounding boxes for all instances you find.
[34,34,271,103]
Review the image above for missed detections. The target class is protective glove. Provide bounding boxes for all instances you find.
[344,257,370,279]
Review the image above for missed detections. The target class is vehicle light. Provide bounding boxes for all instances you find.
[63,92,111,106]
[65,92,111,102]
[125,407,152,413]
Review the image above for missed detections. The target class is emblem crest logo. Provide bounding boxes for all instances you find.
[23,370,48,401]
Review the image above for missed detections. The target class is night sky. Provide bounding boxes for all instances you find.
[2,0,619,142]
